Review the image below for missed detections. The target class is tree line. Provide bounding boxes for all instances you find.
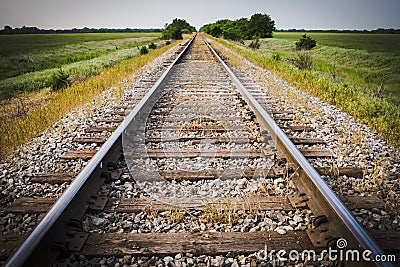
[277,28,400,34]
[0,26,162,35]
[200,13,275,41]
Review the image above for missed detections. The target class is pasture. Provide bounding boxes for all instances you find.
[274,32,400,54]
[0,33,160,98]
[0,36,181,159]
[270,32,400,105]
[214,32,400,147]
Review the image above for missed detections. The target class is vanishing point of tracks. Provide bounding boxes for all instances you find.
[2,35,398,266]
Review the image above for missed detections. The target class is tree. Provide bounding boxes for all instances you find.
[235,18,250,39]
[3,25,12,34]
[223,27,242,41]
[199,13,275,40]
[162,18,196,40]
[210,26,222,37]
[248,13,275,38]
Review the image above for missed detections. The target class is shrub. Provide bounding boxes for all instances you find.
[140,46,149,55]
[148,42,157,49]
[296,34,317,50]
[272,53,281,61]
[166,40,171,45]
[249,38,260,49]
[50,68,70,91]
[293,51,313,70]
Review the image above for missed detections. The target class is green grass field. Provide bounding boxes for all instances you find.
[212,32,400,147]
[274,32,400,54]
[0,38,184,159]
[269,32,400,105]
[0,33,161,99]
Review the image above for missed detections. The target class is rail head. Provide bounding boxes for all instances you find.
[5,35,196,267]
[203,38,392,267]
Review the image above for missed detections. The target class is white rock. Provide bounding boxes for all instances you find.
[274,227,287,235]
[92,217,105,226]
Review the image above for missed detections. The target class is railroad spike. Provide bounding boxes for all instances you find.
[313,215,329,227]
[67,218,83,230]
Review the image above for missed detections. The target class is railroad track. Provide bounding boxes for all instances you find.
[1,34,398,266]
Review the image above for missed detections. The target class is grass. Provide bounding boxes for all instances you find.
[201,199,240,225]
[0,33,160,78]
[274,32,400,54]
[270,32,400,105]
[0,33,161,99]
[208,34,400,148]
[0,39,183,160]
[168,208,186,224]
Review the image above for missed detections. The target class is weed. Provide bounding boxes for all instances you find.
[179,118,220,135]
[201,198,239,225]
[326,162,340,179]
[168,208,185,223]
[383,183,400,217]
[50,68,70,91]
[242,197,260,217]
[293,51,313,70]
[249,38,260,49]
[146,207,159,220]
[271,53,281,61]
[259,181,273,195]
[370,160,390,191]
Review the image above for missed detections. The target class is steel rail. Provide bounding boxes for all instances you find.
[204,38,393,267]
[6,36,195,267]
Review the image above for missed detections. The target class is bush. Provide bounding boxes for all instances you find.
[271,53,281,61]
[293,51,313,70]
[249,38,260,49]
[50,68,70,91]
[148,42,156,49]
[166,40,171,45]
[139,46,149,55]
[296,34,317,50]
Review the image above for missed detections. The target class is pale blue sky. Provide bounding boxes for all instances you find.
[0,0,399,30]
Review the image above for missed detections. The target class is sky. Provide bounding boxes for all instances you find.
[0,0,399,30]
